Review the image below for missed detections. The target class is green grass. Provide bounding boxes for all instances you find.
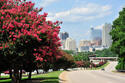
[0,75,9,78]
[0,75,10,83]
[0,79,11,83]
[32,71,63,83]
[0,71,63,83]
[0,76,28,83]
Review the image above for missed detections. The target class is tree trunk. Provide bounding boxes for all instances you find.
[28,71,32,79]
[12,69,19,83]
[36,69,39,74]
[12,73,16,83]
[9,69,12,78]
[19,69,22,81]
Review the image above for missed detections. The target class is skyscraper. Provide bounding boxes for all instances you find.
[59,32,69,49]
[90,27,102,41]
[90,27,102,46]
[102,23,112,47]
[65,37,76,51]
[60,32,69,40]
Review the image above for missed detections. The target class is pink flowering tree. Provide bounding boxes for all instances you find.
[0,0,62,82]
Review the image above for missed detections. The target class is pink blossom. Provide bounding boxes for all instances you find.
[1,16,4,20]
[34,49,37,51]
[2,12,5,15]
[43,12,48,17]
[13,38,16,41]
[40,58,43,62]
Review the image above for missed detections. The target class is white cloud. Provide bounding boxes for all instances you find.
[47,3,112,22]
[39,0,59,7]
[95,24,104,30]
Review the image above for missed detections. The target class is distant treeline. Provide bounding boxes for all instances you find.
[94,49,118,57]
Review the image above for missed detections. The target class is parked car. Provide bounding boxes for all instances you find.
[101,68,105,71]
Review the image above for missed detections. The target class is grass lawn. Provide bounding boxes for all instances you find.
[0,75,9,78]
[0,71,63,83]
[32,71,63,83]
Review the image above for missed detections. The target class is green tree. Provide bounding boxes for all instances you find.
[63,50,74,55]
[73,52,90,61]
[110,8,125,70]
[95,49,118,57]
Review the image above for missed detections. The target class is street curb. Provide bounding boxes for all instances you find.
[59,71,68,83]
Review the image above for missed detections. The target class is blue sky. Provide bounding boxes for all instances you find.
[27,0,125,45]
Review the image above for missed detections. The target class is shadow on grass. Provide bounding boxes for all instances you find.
[0,78,10,80]
[40,80,58,83]
[0,78,60,83]
[21,77,59,83]
[0,77,59,83]
[40,77,59,83]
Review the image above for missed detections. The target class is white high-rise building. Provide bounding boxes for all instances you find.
[65,38,76,51]
[102,23,112,47]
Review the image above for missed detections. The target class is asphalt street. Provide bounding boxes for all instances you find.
[65,62,125,83]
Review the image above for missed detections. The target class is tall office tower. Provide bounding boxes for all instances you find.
[59,32,69,49]
[90,27,102,46]
[65,37,76,51]
[60,32,69,40]
[102,23,112,47]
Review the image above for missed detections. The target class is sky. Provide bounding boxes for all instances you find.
[27,0,125,45]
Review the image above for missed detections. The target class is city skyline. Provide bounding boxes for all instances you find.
[60,23,112,49]
[27,0,125,44]
[60,25,103,47]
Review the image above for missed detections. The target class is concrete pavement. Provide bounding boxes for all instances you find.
[59,61,125,83]
[66,70,125,83]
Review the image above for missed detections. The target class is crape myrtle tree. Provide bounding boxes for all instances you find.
[0,0,62,83]
[110,8,125,70]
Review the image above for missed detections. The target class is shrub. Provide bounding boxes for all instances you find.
[52,50,76,70]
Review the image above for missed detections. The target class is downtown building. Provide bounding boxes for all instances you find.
[90,27,102,46]
[78,40,91,52]
[59,32,69,49]
[60,32,69,40]
[65,37,76,51]
[102,23,112,47]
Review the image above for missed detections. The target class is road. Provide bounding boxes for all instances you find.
[63,61,125,83]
